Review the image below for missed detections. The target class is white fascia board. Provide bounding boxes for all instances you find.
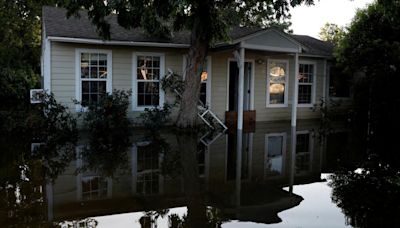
[298,53,333,59]
[242,43,301,53]
[47,36,190,48]
[43,37,51,92]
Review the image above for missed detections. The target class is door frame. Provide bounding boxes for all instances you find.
[226,58,255,111]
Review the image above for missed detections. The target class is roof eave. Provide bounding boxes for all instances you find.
[47,36,190,48]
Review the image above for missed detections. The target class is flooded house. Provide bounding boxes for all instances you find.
[40,6,350,130]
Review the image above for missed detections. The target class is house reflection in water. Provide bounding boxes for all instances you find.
[45,120,325,226]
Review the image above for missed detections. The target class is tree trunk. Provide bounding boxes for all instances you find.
[176,131,207,227]
[176,2,212,128]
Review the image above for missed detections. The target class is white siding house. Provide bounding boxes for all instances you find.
[42,6,335,127]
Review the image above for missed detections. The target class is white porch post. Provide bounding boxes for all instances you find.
[289,53,299,194]
[291,53,299,127]
[237,46,245,130]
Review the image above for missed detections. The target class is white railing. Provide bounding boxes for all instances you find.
[166,69,227,131]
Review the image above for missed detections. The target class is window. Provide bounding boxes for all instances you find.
[267,60,289,107]
[298,62,316,105]
[200,70,208,106]
[133,53,165,111]
[296,132,312,174]
[329,66,350,98]
[81,176,108,200]
[265,133,286,177]
[75,49,112,111]
[137,145,160,195]
[183,56,211,107]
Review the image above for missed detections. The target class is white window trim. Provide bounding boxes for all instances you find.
[182,55,212,107]
[297,61,317,107]
[75,48,113,112]
[266,59,289,108]
[264,132,287,178]
[132,142,164,195]
[75,145,113,200]
[132,52,165,111]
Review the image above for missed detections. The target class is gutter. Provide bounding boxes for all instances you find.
[47,36,190,48]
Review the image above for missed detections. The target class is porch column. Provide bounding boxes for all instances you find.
[237,47,245,130]
[289,53,299,194]
[291,53,299,127]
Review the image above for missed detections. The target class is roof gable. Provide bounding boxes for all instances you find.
[237,29,302,53]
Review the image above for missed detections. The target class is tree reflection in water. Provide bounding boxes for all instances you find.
[329,155,400,227]
[0,93,78,227]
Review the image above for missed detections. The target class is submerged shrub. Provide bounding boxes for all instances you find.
[138,103,172,131]
[81,90,133,176]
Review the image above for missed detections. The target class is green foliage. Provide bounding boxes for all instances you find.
[335,0,400,164]
[312,98,343,141]
[319,23,345,45]
[30,92,79,180]
[161,71,184,102]
[138,104,172,131]
[61,0,314,42]
[0,92,78,183]
[80,90,133,177]
[329,157,400,227]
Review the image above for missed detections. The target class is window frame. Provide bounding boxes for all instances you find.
[295,130,314,174]
[75,48,113,112]
[266,59,289,108]
[264,132,287,178]
[132,52,165,111]
[298,61,317,107]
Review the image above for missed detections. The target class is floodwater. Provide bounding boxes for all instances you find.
[1,120,399,227]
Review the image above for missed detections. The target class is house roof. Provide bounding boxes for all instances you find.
[42,6,333,57]
[291,35,334,57]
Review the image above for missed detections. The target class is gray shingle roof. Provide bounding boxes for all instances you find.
[291,34,334,57]
[43,6,333,57]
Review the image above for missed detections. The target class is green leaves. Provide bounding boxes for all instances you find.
[60,0,314,42]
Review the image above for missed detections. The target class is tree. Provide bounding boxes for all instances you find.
[319,22,345,45]
[0,0,55,98]
[61,0,313,128]
[335,0,400,165]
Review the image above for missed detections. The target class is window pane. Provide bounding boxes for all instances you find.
[200,83,207,105]
[269,83,285,104]
[137,56,160,80]
[268,62,286,105]
[90,66,98,79]
[81,81,106,105]
[298,85,312,104]
[90,53,98,66]
[81,53,90,79]
[137,82,159,106]
[268,136,283,157]
[99,67,107,79]
[98,54,107,66]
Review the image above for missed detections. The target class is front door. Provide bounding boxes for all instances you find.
[226,61,255,131]
[228,61,252,111]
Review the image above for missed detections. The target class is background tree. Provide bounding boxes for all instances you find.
[61,0,313,128]
[335,0,400,165]
[0,0,55,107]
[319,22,345,45]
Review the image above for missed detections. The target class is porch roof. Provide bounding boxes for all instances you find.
[42,6,333,57]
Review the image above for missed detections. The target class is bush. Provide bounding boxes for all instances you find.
[80,90,133,176]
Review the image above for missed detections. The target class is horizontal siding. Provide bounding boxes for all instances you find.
[50,42,327,123]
